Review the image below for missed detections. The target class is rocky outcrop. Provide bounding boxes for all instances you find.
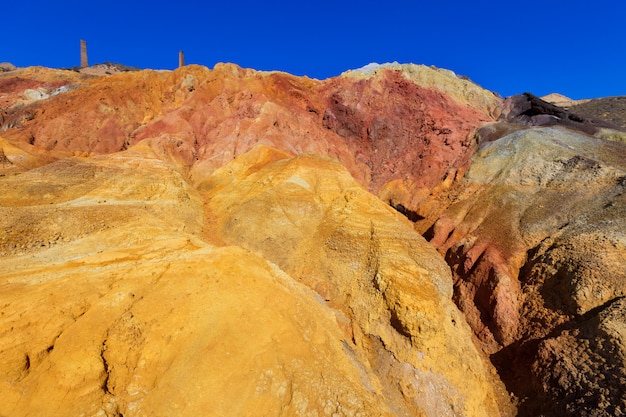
[0,68,87,132]
[2,62,625,416]
[423,126,626,415]
[499,93,623,134]
[0,142,513,416]
[0,62,16,72]
[0,63,498,213]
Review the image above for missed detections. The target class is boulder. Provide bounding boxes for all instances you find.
[0,62,16,72]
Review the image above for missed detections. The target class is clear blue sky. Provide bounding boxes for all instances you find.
[2,0,625,99]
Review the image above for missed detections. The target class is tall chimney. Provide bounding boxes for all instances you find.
[80,40,88,68]
[179,50,185,68]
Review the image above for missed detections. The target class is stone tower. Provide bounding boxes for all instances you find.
[179,50,185,68]
[80,40,88,68]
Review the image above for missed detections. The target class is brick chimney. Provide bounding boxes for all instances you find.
[80,40,88,68]
[179,50,185,68]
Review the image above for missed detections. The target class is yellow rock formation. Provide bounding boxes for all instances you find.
[0,143,513,416]
[201,145,512,416]
[0,151,393,416]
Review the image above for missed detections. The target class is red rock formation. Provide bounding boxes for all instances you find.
[0,77,68,124]
[1,64,496,208]
[318,69,491,192]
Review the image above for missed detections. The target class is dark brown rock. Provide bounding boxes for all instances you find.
[499,92,623,135]
[569,96,626,129]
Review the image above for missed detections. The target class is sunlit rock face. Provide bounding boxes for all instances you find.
[0,150,393,416]
[1,62,625,417]
[0,64,512,417]
[0,145,511,417]
[201,145,510,417]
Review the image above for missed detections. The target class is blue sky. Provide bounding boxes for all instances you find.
[2,0,625,99]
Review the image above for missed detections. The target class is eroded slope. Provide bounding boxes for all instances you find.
[201,145,512,416]
[423,126,626,416]
[3,62,625,416]
[0,150,396,416]
[0,142,513,416]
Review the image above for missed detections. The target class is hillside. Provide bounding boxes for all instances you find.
[541,92,626,130]
[0,63,624,417]
[569,96,626,129]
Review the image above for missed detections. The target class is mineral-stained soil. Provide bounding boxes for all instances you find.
[0,145,512,417]
[568,95,626,129]
[1,63,625,416]
[0,63,498,212]
[422,126,626,415]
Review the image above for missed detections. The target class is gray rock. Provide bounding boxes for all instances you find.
[0,62,16,72]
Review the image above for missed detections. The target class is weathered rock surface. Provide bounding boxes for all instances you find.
[0,143,512,416]
[2,62,625,416]
[529,297,626,416]
[499,93,623,134]
[423,126,626,415]
[0,67,88,134]
[201,145,512,417]
[0,63,498,213]
[0,60,512,416]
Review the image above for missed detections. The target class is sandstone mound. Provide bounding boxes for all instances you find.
[201,145,511,416]
[0,144,512,416]
[540,93,588,108]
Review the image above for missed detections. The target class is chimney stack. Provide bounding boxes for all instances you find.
[179,50,185,68]
[80,40,88,68]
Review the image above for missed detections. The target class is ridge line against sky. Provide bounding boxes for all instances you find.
[2,0,625,99]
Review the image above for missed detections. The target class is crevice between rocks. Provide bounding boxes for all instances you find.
[389,201,425,223]
[100,339,113,396]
